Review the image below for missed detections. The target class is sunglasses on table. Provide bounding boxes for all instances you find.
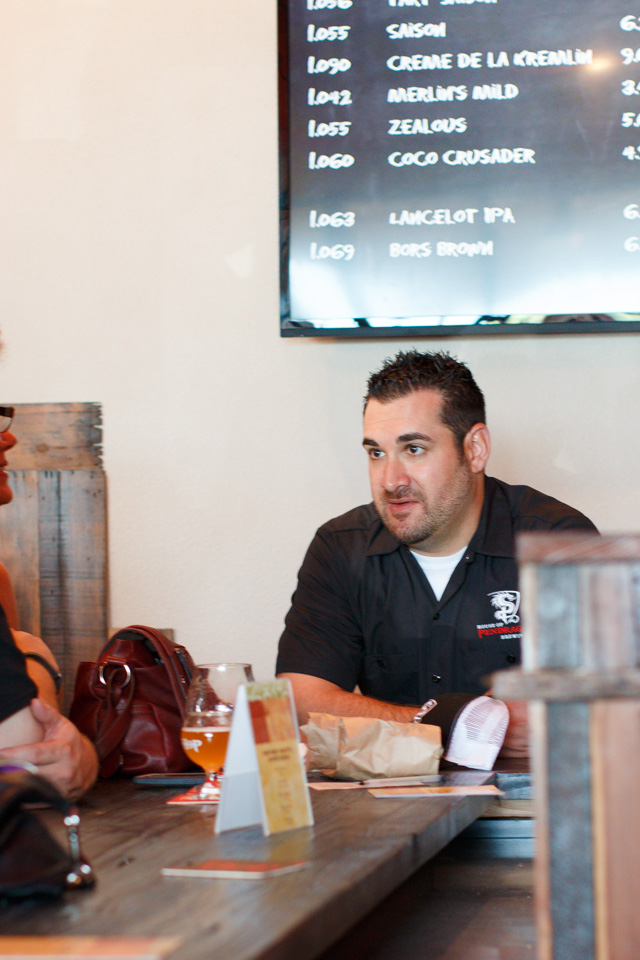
[0,406,14,433]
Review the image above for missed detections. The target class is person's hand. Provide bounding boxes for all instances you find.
[498,699,529,758]
[0,698,98,798]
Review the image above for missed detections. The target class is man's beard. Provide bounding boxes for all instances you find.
[374,469,473,548]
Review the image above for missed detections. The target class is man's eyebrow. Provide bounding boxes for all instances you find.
[362,432,434,448]
[398,432,433,443]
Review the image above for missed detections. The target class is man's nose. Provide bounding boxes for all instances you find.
[383,456,409,492]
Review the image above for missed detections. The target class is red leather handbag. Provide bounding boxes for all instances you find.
[69,625,196,777]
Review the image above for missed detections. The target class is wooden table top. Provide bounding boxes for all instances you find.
[1,772,499,960]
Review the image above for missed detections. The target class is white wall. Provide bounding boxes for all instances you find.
[1,1,639,683]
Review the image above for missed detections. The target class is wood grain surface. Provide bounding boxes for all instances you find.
[1,776,495,960]
[8,403,102,470]
[0,403,107,708]
[499,531,640,960]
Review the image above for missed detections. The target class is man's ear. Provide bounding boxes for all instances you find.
[464,424,490,474]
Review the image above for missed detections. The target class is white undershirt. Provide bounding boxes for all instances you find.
[410,545,467,601]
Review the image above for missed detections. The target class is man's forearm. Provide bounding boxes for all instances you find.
[277,673,417,724]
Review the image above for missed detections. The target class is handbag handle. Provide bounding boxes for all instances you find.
[92,660,136,776]
[124,625,193,709]
[103,626,193,711]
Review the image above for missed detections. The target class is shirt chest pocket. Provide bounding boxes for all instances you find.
[361,652,421,705]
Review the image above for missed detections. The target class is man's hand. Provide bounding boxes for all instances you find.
[498,699,529,758]
[0,698,98,798]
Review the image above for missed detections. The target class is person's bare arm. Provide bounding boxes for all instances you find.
[278,673,418,724]
[0,699,98,798]
[3,632,98,796]
[0,703,43,750]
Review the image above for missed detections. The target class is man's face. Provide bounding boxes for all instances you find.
[363,389,480,555]
[0,428,16,505]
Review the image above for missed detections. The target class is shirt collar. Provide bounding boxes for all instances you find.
[365,476,514,559]
[366,514,401,556]
[467,476,514,558]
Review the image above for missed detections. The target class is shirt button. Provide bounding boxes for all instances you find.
[506,654,517,664]
[432,674,442,683]
[432,612,440,621]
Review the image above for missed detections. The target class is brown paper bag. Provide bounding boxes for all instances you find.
[302,713,443,780]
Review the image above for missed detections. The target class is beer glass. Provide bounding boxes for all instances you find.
[180,662,254,800]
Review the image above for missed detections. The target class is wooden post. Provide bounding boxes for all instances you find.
[492,533,640,960]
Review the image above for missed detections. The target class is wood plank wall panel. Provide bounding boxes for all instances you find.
[1,469,107,712]
[37,471,65,666]
[0,403,107,712]
[0,472,42,638]
[493,533,640,960]
[590,701,640,960]
[8,402,102,470]
[58,469,107,710]
[546,702,594,960]
[530,701,552,960]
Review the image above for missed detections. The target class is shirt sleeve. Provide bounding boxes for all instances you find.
[276,528,365,691]
[0,604,38,723]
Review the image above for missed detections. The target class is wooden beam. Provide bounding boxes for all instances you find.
[8,402,102,470]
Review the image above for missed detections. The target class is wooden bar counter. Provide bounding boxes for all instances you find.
[0,773,520,960]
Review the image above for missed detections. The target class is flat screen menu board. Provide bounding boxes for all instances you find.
[279,0,640,336]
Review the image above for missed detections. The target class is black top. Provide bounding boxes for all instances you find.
[0,604,37,724]
[276,476,598,703]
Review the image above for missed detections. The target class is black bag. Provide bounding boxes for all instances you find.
[0,764,95,902]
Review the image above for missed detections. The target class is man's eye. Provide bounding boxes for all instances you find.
[367,448,384,459]
[407,444,424,455]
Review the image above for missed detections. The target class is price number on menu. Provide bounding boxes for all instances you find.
[621,16,640,32]
[308,151,355,169]
[308,120,351,137]
[308,56,351,74]
[624,203,640,219]
[622,79,640,96]
[622,112,640,127]
[621,47,640,64]
[309,209,355,227]
[307,25,351,41]
[310,242,355,261]
[308,88,352,106]
[622,145,640,160]
[307,0,353,8]
[624,236,640,251]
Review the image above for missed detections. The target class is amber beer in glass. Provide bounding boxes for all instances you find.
[181,722,231,773]
[181,662,254,801]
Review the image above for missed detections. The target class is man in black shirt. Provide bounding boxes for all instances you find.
[276,350,597,755]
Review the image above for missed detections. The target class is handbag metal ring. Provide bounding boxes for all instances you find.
[98,662,132,687]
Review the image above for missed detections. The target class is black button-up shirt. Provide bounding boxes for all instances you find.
[276,476,597,703]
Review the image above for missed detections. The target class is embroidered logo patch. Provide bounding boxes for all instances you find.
[488,590,520,625]
[476,590,522,640]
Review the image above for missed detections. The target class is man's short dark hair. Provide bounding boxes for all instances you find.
[365,350,486,450]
